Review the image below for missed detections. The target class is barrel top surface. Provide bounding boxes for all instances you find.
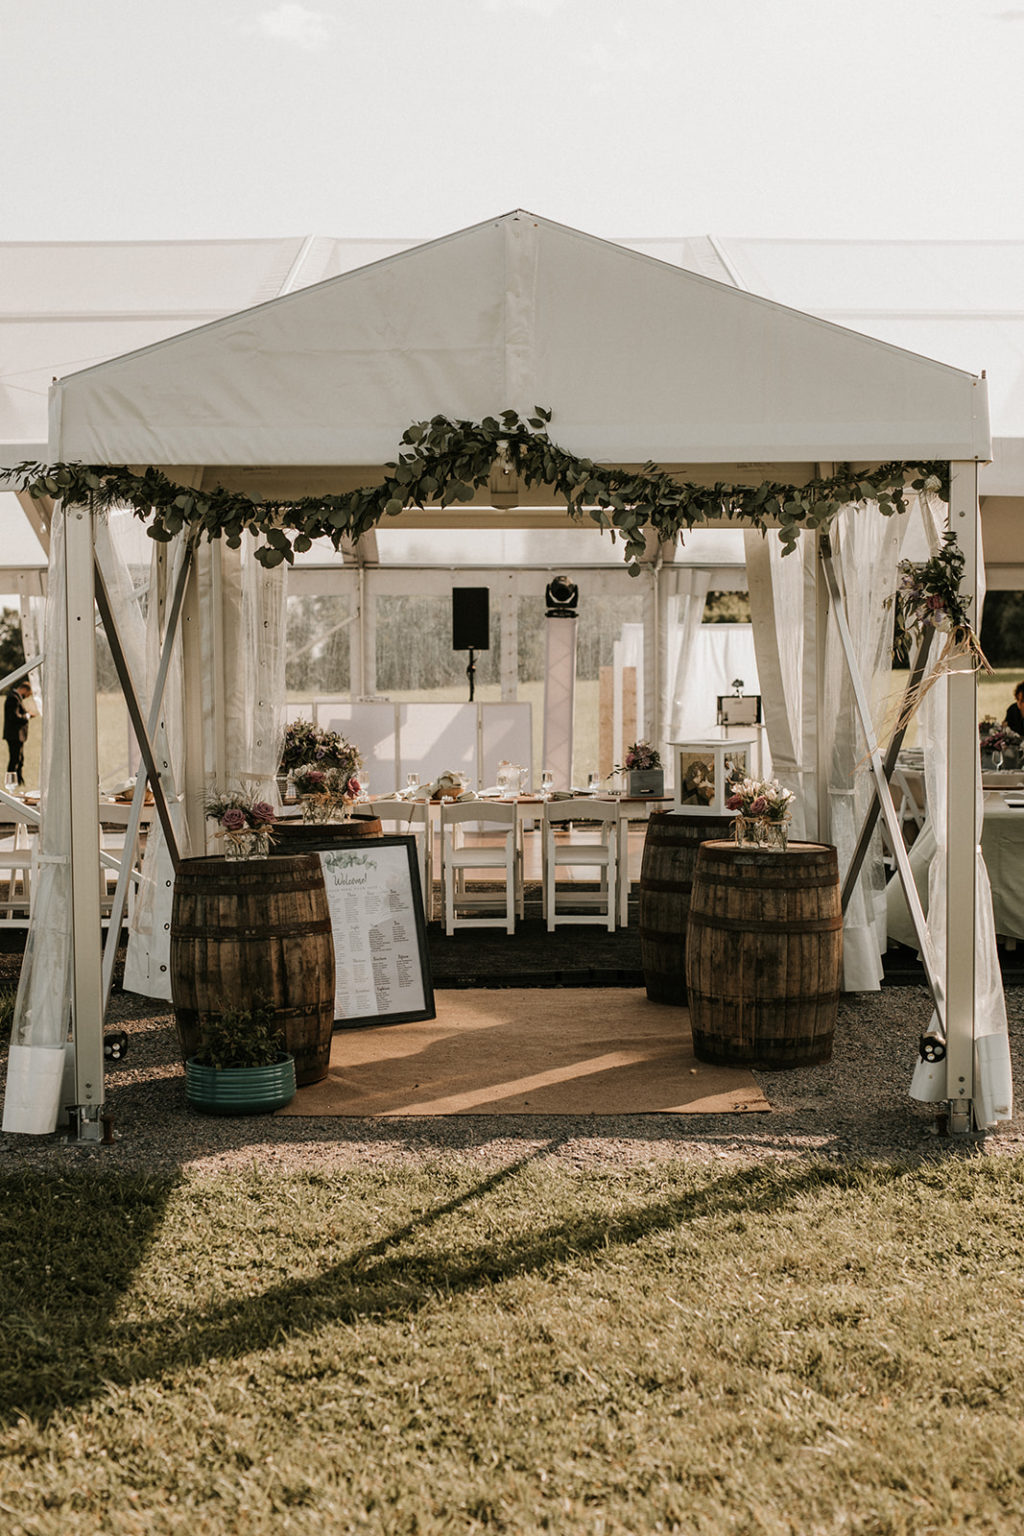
[177,852,322,873]
[699,840,836,857]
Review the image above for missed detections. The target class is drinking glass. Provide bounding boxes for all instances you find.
[541,769,554,799]
[992,749,1004,772]
[3,772,18,796]
[406,772,420,796]
[587,772,600,794]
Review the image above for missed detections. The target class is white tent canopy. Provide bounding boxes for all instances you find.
[50,212,988,471]
[0,209,1004,1141]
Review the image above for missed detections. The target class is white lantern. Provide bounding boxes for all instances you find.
[670,735,759,817]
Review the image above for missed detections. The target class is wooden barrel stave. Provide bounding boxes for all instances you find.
[271,817,382,848]
[638,812,734,1003]
[170,853,336,1086]
[684,841,842,1069]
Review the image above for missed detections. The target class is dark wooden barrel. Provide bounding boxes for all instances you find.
[684,840,842,1069]
[170,853,336,1086]
[271,816,382,848]
[638,811,733,1003]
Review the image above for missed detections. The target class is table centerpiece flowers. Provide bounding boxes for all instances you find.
[980,725,1021,771]
[204,785,278,859]
[293,764,362,823]
[619,739,664,796]
[725,776,796,849]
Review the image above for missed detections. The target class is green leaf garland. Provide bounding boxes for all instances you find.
[2,407,950,574]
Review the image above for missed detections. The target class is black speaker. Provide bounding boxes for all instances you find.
[452,587,490,651]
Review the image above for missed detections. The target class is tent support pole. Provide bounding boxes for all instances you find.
[64,501,104,1142]
[818,534,944,1024]
[945,461,980,1133]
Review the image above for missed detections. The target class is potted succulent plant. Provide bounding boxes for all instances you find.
[185,997,297,1115]
[621,740,664,797]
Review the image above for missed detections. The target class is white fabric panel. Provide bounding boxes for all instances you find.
[481,705,532,792]
[399,703,477,789]
[669,624,759,742]
[542,617,577,790]
[662,569,711,758]
[50,213,989,468]
[319,703,399,795]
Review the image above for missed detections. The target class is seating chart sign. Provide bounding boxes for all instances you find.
[317,837,435,1027]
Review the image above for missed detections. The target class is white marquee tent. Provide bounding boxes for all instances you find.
[0,210,1013,1139]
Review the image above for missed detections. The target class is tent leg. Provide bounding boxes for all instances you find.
[64,502,104,1142]
[945,462,980,1133]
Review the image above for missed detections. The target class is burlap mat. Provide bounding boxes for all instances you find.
[278,987,769,1116]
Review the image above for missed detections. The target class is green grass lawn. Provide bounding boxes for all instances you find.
[3,1155,1024,1534]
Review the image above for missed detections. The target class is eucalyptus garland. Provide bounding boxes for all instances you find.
[3,407,950,575]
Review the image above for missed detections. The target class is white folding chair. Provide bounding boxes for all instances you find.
[0,795,37,925]
[360,800,434,919]
[440,800,523,936]
[542,799,619,932]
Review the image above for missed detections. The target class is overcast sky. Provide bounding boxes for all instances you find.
[5,0,1024,244]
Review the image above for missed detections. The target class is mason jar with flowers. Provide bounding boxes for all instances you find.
[204,786,278,859]
[725,777,795,850]
[293,763,362,823]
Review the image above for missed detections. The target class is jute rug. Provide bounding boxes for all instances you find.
[278,988,770,1117]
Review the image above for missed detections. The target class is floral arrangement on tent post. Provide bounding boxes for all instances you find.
[725,777,796,850]
[887,530,991,737]
[204,785,277,860]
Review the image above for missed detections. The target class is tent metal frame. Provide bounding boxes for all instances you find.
[50,464,983,1141]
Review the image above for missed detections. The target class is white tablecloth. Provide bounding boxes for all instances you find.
[887,789,1024,945]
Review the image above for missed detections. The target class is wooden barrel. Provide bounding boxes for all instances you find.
[638,811,733,1003]
[271,817,382,849]
[684,840,842,1069]
[170,853,336,1085]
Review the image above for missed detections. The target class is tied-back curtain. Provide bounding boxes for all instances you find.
[744,531,812,839]
[221,537,288,800]
[661,568,711,757]
[122,531,190,1000]
[821,502,904,991]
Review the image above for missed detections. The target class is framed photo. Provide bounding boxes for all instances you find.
[312,835,435,1028]
[717,694,762,726]
[677,751,717,808]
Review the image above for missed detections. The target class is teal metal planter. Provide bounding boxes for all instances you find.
[185,1054,297,1115]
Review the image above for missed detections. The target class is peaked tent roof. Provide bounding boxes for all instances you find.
[50,211,989,472]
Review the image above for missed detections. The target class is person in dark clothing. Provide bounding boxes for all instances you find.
[3,680,33,787]
[1005,681,1024,738]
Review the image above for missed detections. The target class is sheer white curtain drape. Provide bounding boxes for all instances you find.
[661,568,711,752]
[2,514,73,1132]
[744,532,813,839]
[821,504,905,991]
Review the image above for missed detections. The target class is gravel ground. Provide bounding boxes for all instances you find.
[3,977,1023,1175]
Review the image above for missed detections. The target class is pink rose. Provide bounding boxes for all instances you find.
[725,794,743,811]
[221,807,246,831]
[751,796,767,816]
[346,778,361,799]
[249,801,276,825]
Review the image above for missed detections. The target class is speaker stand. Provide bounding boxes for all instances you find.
[466,647,476,702]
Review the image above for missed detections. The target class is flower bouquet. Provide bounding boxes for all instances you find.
[204,785,278,859]
[725,776,795,849]
[292,763,362,823]
[619,740,664,797]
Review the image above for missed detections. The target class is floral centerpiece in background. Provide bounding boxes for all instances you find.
[292,763,362,823]
[980,725,1021,770]
[619,739,664,796]
[726,776,795,849]
[279,718,362,821]
[204,785,277,859]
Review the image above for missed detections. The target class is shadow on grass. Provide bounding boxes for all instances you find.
[0,1150,967,1428]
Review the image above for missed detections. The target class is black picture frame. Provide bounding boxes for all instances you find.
[717,694,762,726]
[306,835,436,1028]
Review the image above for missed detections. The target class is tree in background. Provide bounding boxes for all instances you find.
[0,607,25,681]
